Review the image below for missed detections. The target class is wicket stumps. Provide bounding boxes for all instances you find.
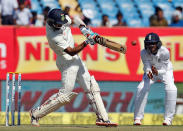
[6,72,22,126]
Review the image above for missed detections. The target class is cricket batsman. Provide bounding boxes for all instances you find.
[30,8,117,127]
[134,33,177,126]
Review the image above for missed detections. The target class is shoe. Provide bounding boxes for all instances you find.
[134,119,141,125]
[30,109,40,126]
[96,119,118,127]
[163,119,172,126]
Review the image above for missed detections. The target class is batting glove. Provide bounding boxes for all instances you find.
[80,26,93,37]
[80,27,98,45]
[80,26,98,38]
[84,39,95,45]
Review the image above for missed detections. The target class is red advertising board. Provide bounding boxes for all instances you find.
[0,26,15,77]
[0,27,183,81]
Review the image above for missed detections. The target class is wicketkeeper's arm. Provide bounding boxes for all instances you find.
[141,51,152,74]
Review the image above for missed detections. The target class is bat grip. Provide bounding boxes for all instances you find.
[95,35,106,46]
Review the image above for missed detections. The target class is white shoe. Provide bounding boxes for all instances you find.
[163,119,172,126]
[30,109,40,126]
[134,119,141,125]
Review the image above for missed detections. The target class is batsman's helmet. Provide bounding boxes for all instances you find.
[47,8,68,29]
[144,32,162,54]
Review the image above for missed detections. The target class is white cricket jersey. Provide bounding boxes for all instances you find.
[46,21,79,65]
[141,46,173,74]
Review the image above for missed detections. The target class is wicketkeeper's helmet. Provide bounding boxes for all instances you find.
[144,32,162,55]
[47,8,68,29]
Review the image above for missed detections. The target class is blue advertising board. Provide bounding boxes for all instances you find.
[1,81,165,113]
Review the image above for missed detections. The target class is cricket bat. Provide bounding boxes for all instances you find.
[73,16,126,54]
[94,35,127,54]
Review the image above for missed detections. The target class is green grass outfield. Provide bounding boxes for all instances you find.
[0,125,183,131]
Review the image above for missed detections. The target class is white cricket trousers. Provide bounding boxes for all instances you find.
[134,70,177,121]
[56,57,91,94]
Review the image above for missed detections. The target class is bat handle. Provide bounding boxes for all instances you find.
[120,47,126,53]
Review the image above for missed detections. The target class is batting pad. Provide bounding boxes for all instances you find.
[89,76,109,121]
[33,92,78,118]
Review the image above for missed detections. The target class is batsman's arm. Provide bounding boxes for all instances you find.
[52,32,89,56]
[64,41,88,56]
[73,16,126,54]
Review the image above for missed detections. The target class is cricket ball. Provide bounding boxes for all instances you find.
[131,40,137,46]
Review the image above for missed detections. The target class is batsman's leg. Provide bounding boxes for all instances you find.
[30,92,77,126]
[162,70,177,126]
[30,61,79,126]
[77,60,117,127]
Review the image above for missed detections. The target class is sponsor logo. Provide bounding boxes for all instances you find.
[0,42,7,69]
[16,35,129,74]
[61,14,65,21]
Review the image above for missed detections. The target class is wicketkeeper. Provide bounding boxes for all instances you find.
[30,8,117,127]
[134,33,177,126]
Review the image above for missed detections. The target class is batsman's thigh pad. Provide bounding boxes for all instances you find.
[76,59,92,93]
[33,92,78,118]
[86,76,109,121]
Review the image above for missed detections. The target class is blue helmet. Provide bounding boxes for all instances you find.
[144,32,162,54]
[47,8,68,29]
